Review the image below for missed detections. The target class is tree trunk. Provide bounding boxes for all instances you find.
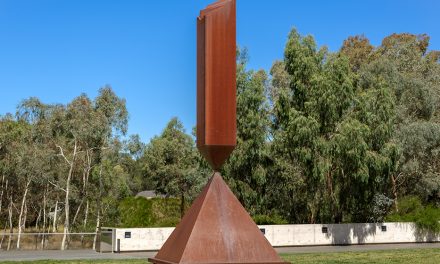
[61,139,77,250]
[92,208,100,251]
[83,200,89,230]
[391,174,399,212]
[7,195,13,251]
[79,149,92,245]
[0,175,5,214]
[93,163,103,251]
[0,178,7,250]
[41,186,47,249]
[35,209,41,230]
[180,193,185,219]
[0,221,6,249]
[72,199,84,228]
[17,180,30,249]
[61,172,71,250]
[23,200,28,230]
[81,200,89,245]
[52,200,58,232]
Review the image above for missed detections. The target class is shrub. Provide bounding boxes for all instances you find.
[118,197,180,227]
[414,205,440,234]
[252,214,288,225]
[118,197,154,227]
[385,196,440,234]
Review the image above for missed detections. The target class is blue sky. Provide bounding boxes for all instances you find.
[0,0,439,142]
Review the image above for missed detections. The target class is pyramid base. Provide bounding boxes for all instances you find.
[148,173,288,264]
[148,257,288,264]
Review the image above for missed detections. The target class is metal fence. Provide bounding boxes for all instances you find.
[0,232,96,251]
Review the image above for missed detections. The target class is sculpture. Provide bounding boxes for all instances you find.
[149,1,287,263]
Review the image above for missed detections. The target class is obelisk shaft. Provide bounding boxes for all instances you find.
[196,0,237,170]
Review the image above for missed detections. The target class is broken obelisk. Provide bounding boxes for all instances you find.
[196,0,237,170]
[149,1,287,263]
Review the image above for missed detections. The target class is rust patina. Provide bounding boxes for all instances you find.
[149,173,286,264]
[149,1,287,263]
[196,0,237,170]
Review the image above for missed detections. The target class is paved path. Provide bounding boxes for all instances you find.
[0,249,154,262]
[1,243,439,262]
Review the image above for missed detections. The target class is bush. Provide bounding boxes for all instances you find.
[414,205,440,234]
[369,194,394,222]
[118,197,180,227]
[385,196,440,234]
[252,214,288,225]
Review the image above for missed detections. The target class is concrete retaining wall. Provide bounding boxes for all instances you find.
[107,222,440,252]
[113,227,174,252]
[259,223,439,246]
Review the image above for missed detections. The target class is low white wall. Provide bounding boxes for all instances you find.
[260,223,439,246]
[109,222,440,252]
[113,227,174,252]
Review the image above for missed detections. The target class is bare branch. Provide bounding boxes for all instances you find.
[12,202,19,213]
[47,180,67,193]
[56,145,72,165]
[395,172,404,181]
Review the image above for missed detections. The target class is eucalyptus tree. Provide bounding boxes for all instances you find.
[340,35,374,72]
[119,134,145,193]
[0,115,28,249]
[12,86,129,250]
[271,29,397,223]
[0,87,129,250]
[339,58,397,222]
[91,87,128,247]
[51,87,128,249]
[271,29,333,223]
[48,94,93,249]
[0,99,51,249]
[223,49,271,215]
[15,98,57,248]
[143,118,206,218]
[374,33,440,207]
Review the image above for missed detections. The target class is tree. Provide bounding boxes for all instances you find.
[341,35,374,72]
[268,60,290,106]
[271,29,397,223]
[224,49,271,215]
[373,33,440,207]
[0,87,129,250]
[119,134,146,193]
[0,116,29,249]
[143,118,207,218]
[16,86,129,250]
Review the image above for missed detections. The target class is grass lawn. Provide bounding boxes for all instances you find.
[1,248,439,264]
[281,248,440,263]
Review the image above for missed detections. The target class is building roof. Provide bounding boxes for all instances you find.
[136,190,165,199]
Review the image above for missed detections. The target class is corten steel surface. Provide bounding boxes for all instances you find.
[196,0,237,170]
[148,173,287,264]
[149,1,287,263]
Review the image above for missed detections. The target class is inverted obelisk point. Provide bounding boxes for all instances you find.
[148,173,287,264]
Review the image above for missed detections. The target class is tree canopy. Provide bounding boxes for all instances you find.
[1,29,440,250]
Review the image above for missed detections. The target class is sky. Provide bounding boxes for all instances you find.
[0,0,439,142]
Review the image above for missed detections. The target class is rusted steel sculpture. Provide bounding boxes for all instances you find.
[196,0,237,170]
[149,1,287,263]
[149,173,285,264]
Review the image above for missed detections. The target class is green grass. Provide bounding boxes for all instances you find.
[281,248,440,264]
[1,248,439,264]
[0,261,147,264]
